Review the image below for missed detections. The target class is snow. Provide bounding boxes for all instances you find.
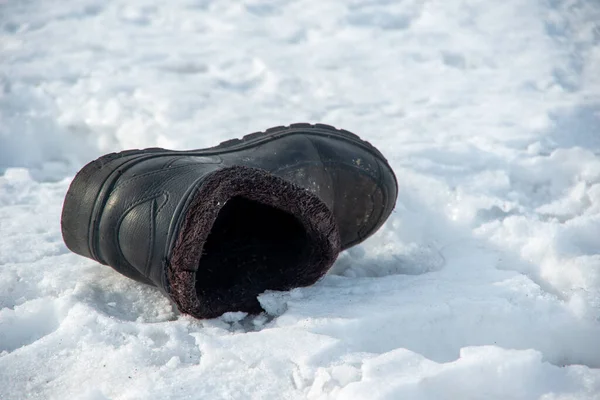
[1,0,600,398]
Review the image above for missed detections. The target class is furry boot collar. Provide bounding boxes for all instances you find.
[168,166,340,319]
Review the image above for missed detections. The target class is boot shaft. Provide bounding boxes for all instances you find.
[62,151,225,287]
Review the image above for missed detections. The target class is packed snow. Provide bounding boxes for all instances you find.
[1,0,600,398]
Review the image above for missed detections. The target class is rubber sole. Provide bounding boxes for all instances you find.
[208,123,390,164]
[61,123,396,263]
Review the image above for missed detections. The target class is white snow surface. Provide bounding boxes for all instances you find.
[1,0,600,398]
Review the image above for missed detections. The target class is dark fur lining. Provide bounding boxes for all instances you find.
[168,166,341,319]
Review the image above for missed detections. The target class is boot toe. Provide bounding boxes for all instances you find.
[331,160,396,249]
[306,134,398,249]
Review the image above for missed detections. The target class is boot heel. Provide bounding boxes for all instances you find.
[61,150,149,261]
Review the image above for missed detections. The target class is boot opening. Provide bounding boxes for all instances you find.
[168,166,340,319]
[197,196,310,312]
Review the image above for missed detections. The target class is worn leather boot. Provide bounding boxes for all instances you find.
[61,123,397,319]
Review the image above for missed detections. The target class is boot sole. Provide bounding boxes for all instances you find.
[62,123,396,262]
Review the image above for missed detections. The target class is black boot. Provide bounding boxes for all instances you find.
[61,123,397,318]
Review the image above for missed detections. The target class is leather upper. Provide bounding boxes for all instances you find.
[64,129,397,289]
